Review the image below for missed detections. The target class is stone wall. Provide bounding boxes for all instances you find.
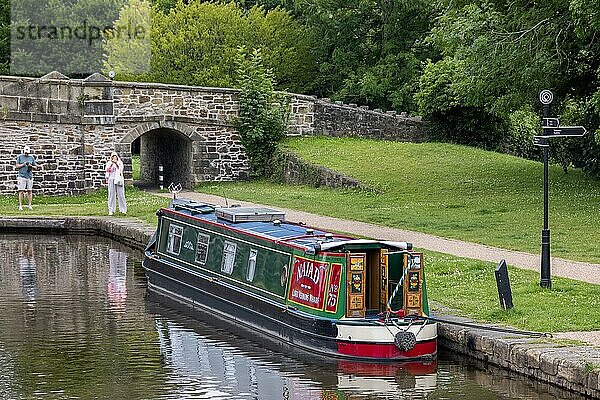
[269,149,373,191]
[313,99,427,142]
[0,73,427,195]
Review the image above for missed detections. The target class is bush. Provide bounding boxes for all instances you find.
[500,108,542,160]
[234,47,289,178]
[426,106,507,150]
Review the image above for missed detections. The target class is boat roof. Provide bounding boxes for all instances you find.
[164,198,412,253]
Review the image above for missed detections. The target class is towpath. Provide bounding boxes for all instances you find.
[154,190,600,347]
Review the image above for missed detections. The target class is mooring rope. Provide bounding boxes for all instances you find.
[386,252,414,312]
[416,315,552,338]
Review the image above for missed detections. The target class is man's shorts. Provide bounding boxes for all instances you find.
[17,177,33,191]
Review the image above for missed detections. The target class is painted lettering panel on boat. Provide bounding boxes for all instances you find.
[288,256,329,310]
[324,263,342,313]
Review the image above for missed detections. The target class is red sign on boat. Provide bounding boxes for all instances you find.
[288,256,329,310]
[325,263,342,313]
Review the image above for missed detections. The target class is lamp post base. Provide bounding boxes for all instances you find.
[540,229,551,288]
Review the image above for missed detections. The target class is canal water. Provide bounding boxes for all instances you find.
[0,234,586,400]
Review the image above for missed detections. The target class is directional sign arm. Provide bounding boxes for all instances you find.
[542,118,559,128]
[541,126,587,137]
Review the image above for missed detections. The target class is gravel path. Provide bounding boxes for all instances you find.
[156,190,600,346]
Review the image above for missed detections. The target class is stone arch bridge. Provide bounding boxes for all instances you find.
[0,72,425,195]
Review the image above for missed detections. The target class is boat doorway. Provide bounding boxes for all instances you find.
[345,249,410,318]
[132,128,193,189]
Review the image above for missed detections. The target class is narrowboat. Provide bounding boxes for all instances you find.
[142,198,437,361]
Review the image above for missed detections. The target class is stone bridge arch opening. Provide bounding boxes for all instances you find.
[133,128,193,189]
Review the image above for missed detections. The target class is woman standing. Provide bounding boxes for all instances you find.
[105,152,127,215]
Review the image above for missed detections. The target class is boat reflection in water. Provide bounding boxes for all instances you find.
[148,295,437,400]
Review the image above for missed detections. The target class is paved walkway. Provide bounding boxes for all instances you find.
[156,190,600,346]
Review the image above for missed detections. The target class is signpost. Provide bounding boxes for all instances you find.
[533,90,587,288]
[542,126,587,137]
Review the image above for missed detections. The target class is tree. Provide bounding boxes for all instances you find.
[416,0,600,173]
[103,0,152,80]
[11,0,126,77]
[234,47,288,178]
[104,1,315,92]
[0,0,9,74]
[292,0,434,112]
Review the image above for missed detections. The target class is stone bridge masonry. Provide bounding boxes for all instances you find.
[0,72,426,195]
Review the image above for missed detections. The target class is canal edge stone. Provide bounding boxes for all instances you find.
[0,215,599,398]
[437,312,600,398]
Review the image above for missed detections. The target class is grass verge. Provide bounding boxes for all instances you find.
[425,250,600,332]
[0,187,169,225]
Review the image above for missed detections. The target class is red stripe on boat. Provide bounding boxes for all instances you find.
[337,339,437,359]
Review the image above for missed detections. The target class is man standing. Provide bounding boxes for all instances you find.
[15,146,40,211]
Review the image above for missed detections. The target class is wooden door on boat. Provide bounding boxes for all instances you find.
[379,249,389,311]
[345,249,390,318]
[346,253,366,318]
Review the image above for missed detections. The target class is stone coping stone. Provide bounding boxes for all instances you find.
[436,313,600,398]
[1,216,598,397]
[0,216,155,251]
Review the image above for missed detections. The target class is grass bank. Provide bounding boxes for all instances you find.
[194,136,600,333]
[426,251,600,333]
[198,136,600,264]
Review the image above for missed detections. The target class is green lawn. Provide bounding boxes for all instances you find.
[132,154,141,180]
[197,136,600,264]
[425,251,600,332]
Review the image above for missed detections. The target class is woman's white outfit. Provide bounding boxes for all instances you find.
[105,159,127,215]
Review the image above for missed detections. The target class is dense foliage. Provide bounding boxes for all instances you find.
[104,0,315,92]
[9,0,126,77]
[418,0,600,174]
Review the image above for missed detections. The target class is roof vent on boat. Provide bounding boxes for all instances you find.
[325,233,334,241]
[273,219,282,226]
[216,207,286,223]
[172,200,215,215]
[306,228,314,235]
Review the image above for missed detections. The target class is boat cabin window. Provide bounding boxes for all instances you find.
[166,224,184,255]
[195,233,210,265]
[221,241,237,274]
[246,249,258,282]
